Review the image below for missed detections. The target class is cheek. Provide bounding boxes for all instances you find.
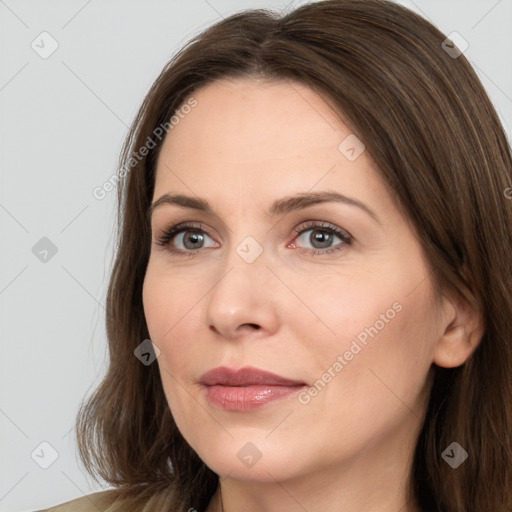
[143,269,195,418]
[142,266,164,337]
[142,263,195,341]
[334,285,435,416]
[292,290,436,464]
[314,253,437,367]
[300,265,436,403]
[142,265,205,381]
[291,270,403,354]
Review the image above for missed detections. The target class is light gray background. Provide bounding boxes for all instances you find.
[1,1,511,511]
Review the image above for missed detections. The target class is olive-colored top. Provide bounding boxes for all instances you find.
[36,490,120,512]
[35,485,183,512]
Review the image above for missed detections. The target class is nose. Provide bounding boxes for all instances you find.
[203,244,280,341]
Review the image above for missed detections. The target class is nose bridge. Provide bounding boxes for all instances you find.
[203,230,278,338]
[213,231,268,302]
[220,206,269,273]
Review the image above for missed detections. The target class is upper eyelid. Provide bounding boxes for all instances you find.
[149,198,376,236]
[154,220,347,235]
[150,210,232,236]
[156,220,352,246]
[293,220,351,236]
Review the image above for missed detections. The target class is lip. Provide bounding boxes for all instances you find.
[200,366,306,411]
[200,366,305,387]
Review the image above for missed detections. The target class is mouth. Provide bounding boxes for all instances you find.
[199,366,307,411]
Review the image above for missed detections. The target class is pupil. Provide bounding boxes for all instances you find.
[184,231,203,249]
[312,230,332,248]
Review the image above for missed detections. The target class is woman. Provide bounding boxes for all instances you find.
[41,0,512,510]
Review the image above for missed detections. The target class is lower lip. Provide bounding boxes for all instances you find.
[203,384,305,411]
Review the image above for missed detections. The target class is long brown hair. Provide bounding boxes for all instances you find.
[77,1,512,510]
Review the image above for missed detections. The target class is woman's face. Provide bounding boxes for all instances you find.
[143,77,447,484]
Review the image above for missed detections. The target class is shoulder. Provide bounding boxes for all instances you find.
[36,489,121,512]
[35,484,181,512]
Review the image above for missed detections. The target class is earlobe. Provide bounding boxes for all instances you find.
[433,294,485,369]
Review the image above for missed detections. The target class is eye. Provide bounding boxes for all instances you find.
[154,220,353,257]
[155,222,218,255]
[291,221,352,255]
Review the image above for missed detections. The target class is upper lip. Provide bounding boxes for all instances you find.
[200,366,306,387]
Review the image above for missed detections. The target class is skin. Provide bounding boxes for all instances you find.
[142,77,484,512]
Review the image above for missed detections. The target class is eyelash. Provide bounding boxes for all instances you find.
[154,221,353,257]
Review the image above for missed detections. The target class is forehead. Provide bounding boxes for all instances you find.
[153,77,392,218]
[159,78,350,164]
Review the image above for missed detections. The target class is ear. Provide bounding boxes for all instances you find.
[433,293,485,368]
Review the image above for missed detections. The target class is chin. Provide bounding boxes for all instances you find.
[191,436,311,482]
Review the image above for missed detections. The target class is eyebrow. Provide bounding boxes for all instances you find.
[147,190,381,225]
